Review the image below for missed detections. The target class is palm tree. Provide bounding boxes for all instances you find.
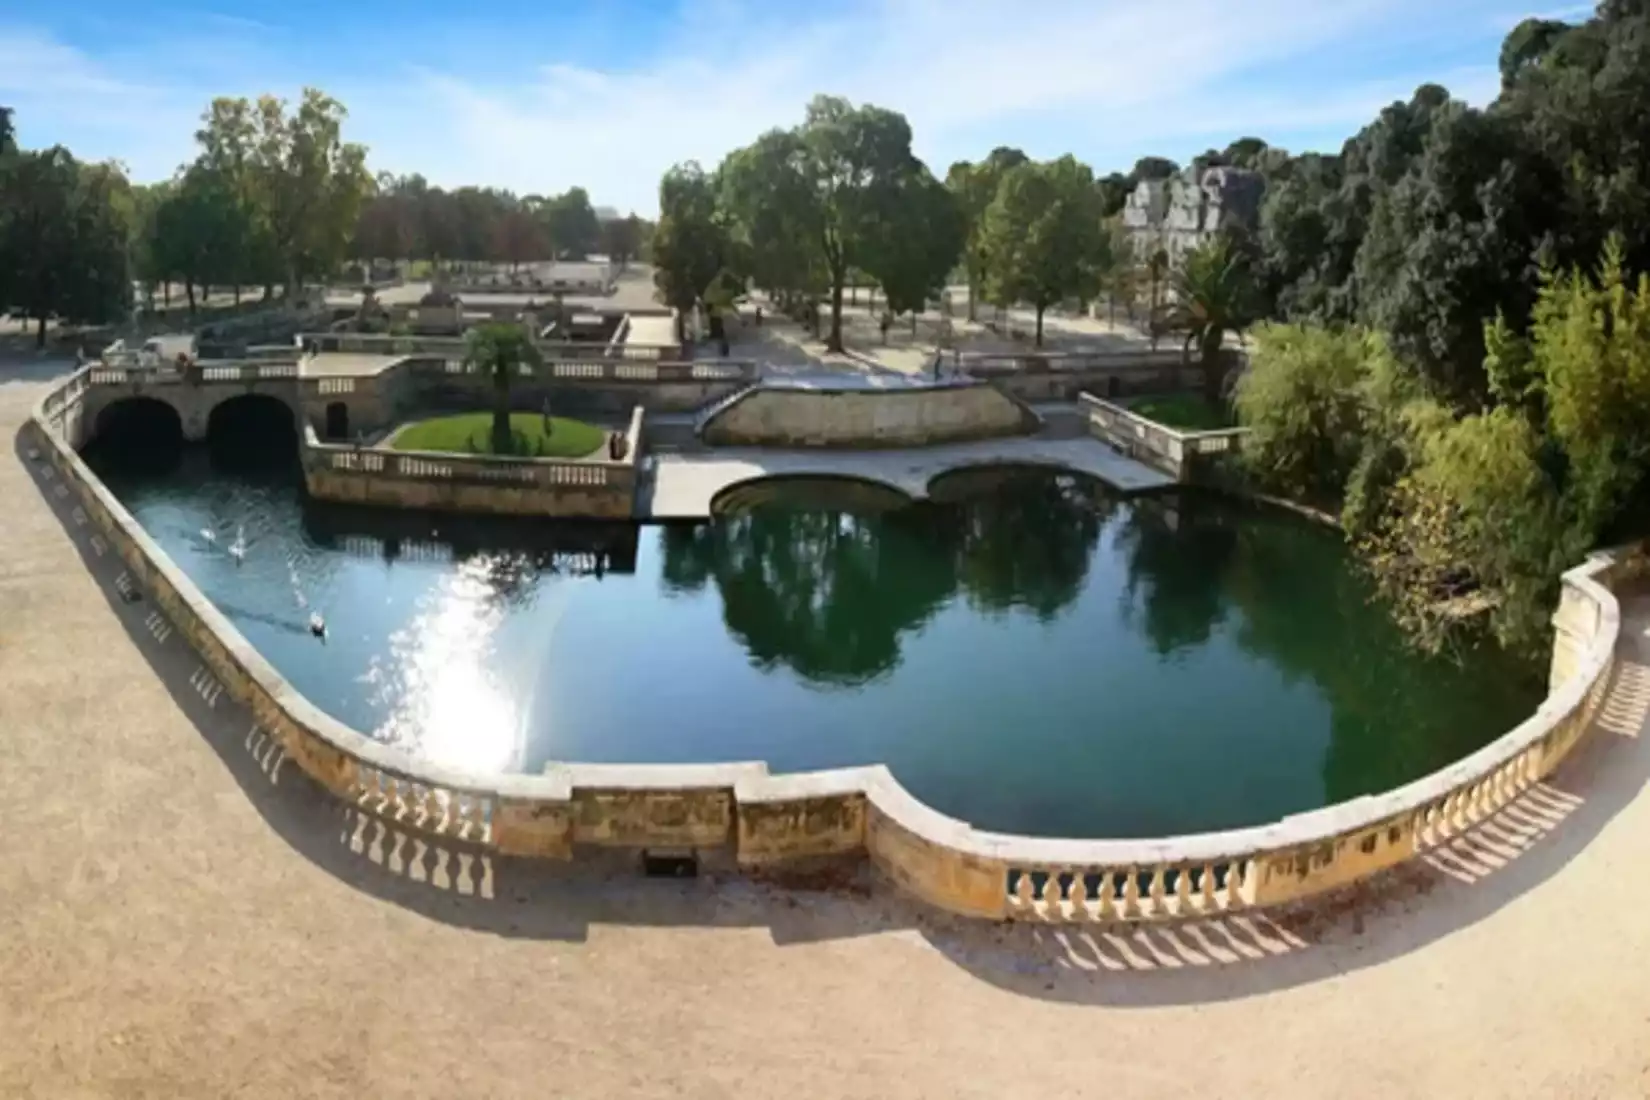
[463,322,542,454]
[1170,235,1257,403]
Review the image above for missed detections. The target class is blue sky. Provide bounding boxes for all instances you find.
[0,0,1597,215]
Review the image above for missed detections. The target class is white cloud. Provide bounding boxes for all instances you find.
[2,0,1519,212]
[367,0,1451,211]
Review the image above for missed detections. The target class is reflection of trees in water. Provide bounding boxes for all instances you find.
[940,468,1112,620]
[1114,491,1240,655]
[662,470,1107,685]
[1162,497,1543,804]
[664,507,957,685]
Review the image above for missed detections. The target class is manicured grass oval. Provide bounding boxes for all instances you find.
[390,412,608,458]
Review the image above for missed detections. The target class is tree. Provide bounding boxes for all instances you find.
[1131,156,1180,182]
[602,214,642,270]
[1353,101,1556,399]
[946,146,1028,320]
[544,187,601,259]
[1499,17,1573,86]
[495,206,546,270]
[1233,323,1384,504]
[978,156,1105,347]
[719,129,824,318]
[0,106,15,157]
[864,168,964,330]
[796,95,927,352]
[195,90,370,294]
[1169,234,1258,401]
[463,322,543,454]
[652,163,735,343]
[150,166,247,312]
[0,147,132,346]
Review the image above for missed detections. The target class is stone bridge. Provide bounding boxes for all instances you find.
[79,363,312,445]
[644,435,1175,520]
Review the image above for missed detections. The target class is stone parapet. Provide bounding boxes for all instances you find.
[698,380,1041,449]
[1080,393,1247,483]
[31,366,1633,926]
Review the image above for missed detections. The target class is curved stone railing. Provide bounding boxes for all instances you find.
[31,365,1636,923]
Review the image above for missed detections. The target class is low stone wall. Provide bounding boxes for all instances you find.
[301,405,645,519]
[30,366,1638,926]
[699,380,1040,449]
[1080,393,1246,483]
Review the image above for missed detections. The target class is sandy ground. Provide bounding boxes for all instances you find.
[4,360,1650,1098]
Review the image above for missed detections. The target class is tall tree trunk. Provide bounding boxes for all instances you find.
[966,261,978,322]
[163,282,171,309]
[234,285,242,306]
[35,313,46,350]
[1201,330,1226,404]
[186,282,197,315]
[492,370,513,454]
[1035,305,1045,348]
[826,276,845,353]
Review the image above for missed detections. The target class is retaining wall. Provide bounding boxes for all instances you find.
[699,380,1039,448]
[301,406,645,519]
[32,366,1639,924]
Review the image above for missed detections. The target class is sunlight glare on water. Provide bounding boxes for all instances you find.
[368,555,529,774]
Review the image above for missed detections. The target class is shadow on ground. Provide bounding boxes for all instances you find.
[14,415,1650,1008]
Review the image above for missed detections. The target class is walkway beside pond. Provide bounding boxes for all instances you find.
[6,363,1650,1098]
[644,435,1175,520]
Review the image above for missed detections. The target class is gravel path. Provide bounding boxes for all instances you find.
[4,367,1650,1099]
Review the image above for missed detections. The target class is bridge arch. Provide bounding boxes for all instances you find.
[205,392,298,450]
[709,473,914,517]
[93,396,185,449]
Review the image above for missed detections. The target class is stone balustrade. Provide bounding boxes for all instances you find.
[1080,393,1248,482]
[31,365,1635,926]
[300,404,645,518]
[90,359,303,384]
[305,331,678,363]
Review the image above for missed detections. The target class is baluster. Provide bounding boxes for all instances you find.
[1014,871,1034,912]
[1226,862,1245,907]
[1199,863,1215,912]
[1147,867,1166,916]
[1093,870,1113,920]
[1174,864,1192,914]
[1040,871,1064,916]
[1067,873,1090,921]
[1121,868,1141,919]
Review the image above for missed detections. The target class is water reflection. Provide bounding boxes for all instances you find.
[662,470,1109,686]
[81,437,1546,837]
[1114,492,1240,656]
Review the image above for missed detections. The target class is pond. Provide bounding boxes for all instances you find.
[82,431,1542,839]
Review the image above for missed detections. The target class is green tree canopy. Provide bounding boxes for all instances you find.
[977,155,1105,346]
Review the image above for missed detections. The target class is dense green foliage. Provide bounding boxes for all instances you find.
[1223,3,1650,656]
[0,143,133,346]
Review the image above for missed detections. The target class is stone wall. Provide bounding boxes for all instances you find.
[31,367,1637,926]
[301,405,645,520]
[1081,393,1246,483]
[699,381,1039,449]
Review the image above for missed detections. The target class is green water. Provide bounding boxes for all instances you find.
[85,440,1542,839]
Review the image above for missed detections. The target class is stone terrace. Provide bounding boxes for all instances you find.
[6,360,1650,1097]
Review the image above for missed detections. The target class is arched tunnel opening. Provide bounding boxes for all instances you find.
[87,398,185,477]
[206,394,299,479]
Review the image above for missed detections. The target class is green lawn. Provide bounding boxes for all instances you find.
[390,412,609,458]
[1126,393,1236,432]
